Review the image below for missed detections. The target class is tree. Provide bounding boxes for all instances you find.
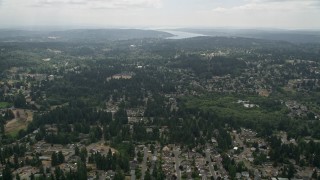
[95,171,100,180]
[16,173,21,180]
[114,108,128,124]
[135,168,142,179]
[0,120,4,135]
[127,141,135,158]
[228,164,236,179]
[51,152,58,166]
[192,168,199,179]
[54,166,64,180]
[150,144,155,154]
[137,151,143,163]
[144,169,152,180]
[114,169,125,180]
[153,162,165,180]
[14,154,19,169]
[2,165,12,180]
[14,92,26,108]
[30,172,35,180]
[80,148,88,163]
[75,146,80,156]
[182,172,188,179]
[214,164,218,171]
[58,151,65,164]
[287,163,296,179]
[312,169,318,179]
[4,110,14,120]
[76,161,87,180]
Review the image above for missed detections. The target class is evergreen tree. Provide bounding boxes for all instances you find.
[75,146,80,156]
[144,169,152,180]
[2,165,12,180]
[287,163,296,179]
[58,151,65,164]
[312,170,318,179]
[0,118,5,135]
[4,110,15,120]
[80,148,87,163]
[16,173,21,180]
[51,152,58,166]
[14,92,26,108]
[30,173,35,180]
[54,166,64,180]
[76,161,87,180]
[114,169,125,180]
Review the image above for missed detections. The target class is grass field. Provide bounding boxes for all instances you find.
[0,102,12,108]
[5,119,25,137]
[183,94,288,126]
[5,109,33,137]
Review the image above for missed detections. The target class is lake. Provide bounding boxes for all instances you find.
[162,30,207,39]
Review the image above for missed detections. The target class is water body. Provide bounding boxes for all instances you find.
[163,30,207,39]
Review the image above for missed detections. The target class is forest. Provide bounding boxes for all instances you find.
[1,31,320,179]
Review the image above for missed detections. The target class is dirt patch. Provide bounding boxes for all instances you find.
[258,89,270,97]
[5,109,33,136]
[50,103,69,110]
[86,141,118,155]
[5,119,26,136]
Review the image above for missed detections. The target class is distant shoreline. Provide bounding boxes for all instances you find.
[161,30,207,39]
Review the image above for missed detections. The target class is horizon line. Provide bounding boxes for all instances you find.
[0,25,320,32]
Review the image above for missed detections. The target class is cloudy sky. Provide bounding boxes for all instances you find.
[0,0,319,29]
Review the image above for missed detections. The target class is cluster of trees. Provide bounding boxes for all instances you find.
[30,101,112,126]
[221,154,248,179]
[132,124,160,142]
[0,116,5,135]
[1,108,15,137]
[0,148,44,180]
[144,95,169,117]
[2,35,320,180]
[10,161,88,180]
[44,133,77,145]
[170,54,246,78]
[216,128,233,151]
[151,161,166,180]
[40,56,177,110]
[13,93,26,108]
[268,136,320,168]
[3,109,14,120]
[0,143,27,165]
[88,149,129,172]
[51,151,65,166]
[1,165,12,180]
[0,44,41,72]
[164,109,234,150]
[280,163,296,179]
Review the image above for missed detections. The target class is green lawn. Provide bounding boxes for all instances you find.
[0,102,12,108]
[183,94,288,126]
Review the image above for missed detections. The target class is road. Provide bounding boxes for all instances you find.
[233,131,252,169]
[141,147,148,179]
[173,148,181,180]
[131,170,136,180]
[205,149,217,180]
[150,149,158,175]
[131,147,138,180]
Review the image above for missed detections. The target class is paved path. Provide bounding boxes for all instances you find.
[131,170,136,180]
[205,149,217,179]
[141,147,148,179]
[174,148,181,180]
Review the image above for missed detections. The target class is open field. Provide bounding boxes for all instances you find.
[0,102,12,108]
[86,141,118,155]
[5,109,33,137]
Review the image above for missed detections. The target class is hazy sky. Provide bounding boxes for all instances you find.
[0,0,319,29]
